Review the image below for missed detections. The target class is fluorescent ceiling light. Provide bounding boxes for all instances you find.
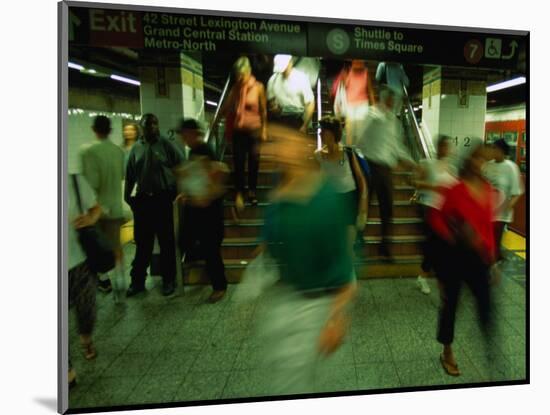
[486,76,526,93]
[86,69,97,74]
[206,100,218,107]
[68,62,84,71]
[110,74,141,86]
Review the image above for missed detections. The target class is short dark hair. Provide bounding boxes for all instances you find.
[437,134,452,148]
[92,115,111,136]
[493,138,510,156]
[319,116,344,143]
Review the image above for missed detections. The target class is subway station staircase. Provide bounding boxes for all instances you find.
[181,62,432,284]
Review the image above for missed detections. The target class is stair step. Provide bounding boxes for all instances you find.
[182,255,423,283]
[223,201,420,220]
[220,235,424,260]
[223,218,423,238]
[224,185,273,201]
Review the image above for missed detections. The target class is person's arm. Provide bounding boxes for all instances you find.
[375,62,385,84]
[507,163,525,210]
[366,69,375,105]
[73,175,102,228]
[258,83,268,141]
[413,162,439,191]
[124,148,136,205]
[299,73,316,133]
[349,151,368,218]
[318,281,357,356]
[73,204,102,229]
[300,101,315,133]
[219,85,236,118]
[394,120,416,169]
[428,187,455,243]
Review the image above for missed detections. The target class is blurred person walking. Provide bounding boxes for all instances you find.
[483,138,524,265]
[412,135,458,294]
[122,123,139,166]
[429,144,497,376]
[175,118,229,303]
[258,125,357,394]
[68,174,102,386]
[315,116,368,256]
[124,113,183,297]
[375,61,410,114]
[356,87,415,260]
[267,54,315,134]
[331,59,375,145]
[80,115,126,300]
[220,56,268,211]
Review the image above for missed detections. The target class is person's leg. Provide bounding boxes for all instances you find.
[247,131,260,203]
[99,219,126,300]
[464,254,493,340]
[69,262,98,360]
[368,162,394,257]
[494,221,506,262]
[129,199,155,291]
[155,196,177,294]
[435,245,461,374]
[232,131,246,210]
[200,224,228,298]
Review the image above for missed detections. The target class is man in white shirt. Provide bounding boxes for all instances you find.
[356,87,415,259]
[80,115,126,299]
[483,138,524,262]
[267,54,315,133]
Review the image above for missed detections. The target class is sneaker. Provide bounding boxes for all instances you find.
[162,281,176,297]
[126,284,146,298]
[208,290,226,303]
[97,279,112,293]
[416,276,431,294]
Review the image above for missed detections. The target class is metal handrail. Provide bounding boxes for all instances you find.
[205,75,232,160]
[402,85,434,160]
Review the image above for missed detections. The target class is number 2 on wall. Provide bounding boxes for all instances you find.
[454,136,472,147]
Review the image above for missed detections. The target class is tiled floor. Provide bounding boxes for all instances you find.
[68,244,527,410]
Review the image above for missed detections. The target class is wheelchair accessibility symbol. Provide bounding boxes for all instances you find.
[485,38,502,59]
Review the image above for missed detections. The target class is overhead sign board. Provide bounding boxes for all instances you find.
[69,6,525,70]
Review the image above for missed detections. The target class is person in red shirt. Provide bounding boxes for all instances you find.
[221,56,268,212]
[331,60,375,145]
[429,143,498,376]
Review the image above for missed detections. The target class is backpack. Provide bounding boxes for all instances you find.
[344,146,370,187]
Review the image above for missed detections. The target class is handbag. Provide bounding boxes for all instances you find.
[72,175,116,274]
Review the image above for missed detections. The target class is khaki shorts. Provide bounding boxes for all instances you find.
[98,218,124,250]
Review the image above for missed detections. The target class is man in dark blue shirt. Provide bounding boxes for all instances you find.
[175,118,228,303]
[124,113,184,297]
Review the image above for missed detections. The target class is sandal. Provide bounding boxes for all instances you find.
[81,339,97,360]
[440,353,460,376]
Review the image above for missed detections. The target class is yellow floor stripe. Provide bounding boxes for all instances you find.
[120,221,134,246]
[502,230,526,252]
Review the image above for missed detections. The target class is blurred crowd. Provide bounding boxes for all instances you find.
[67,55,524,393]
